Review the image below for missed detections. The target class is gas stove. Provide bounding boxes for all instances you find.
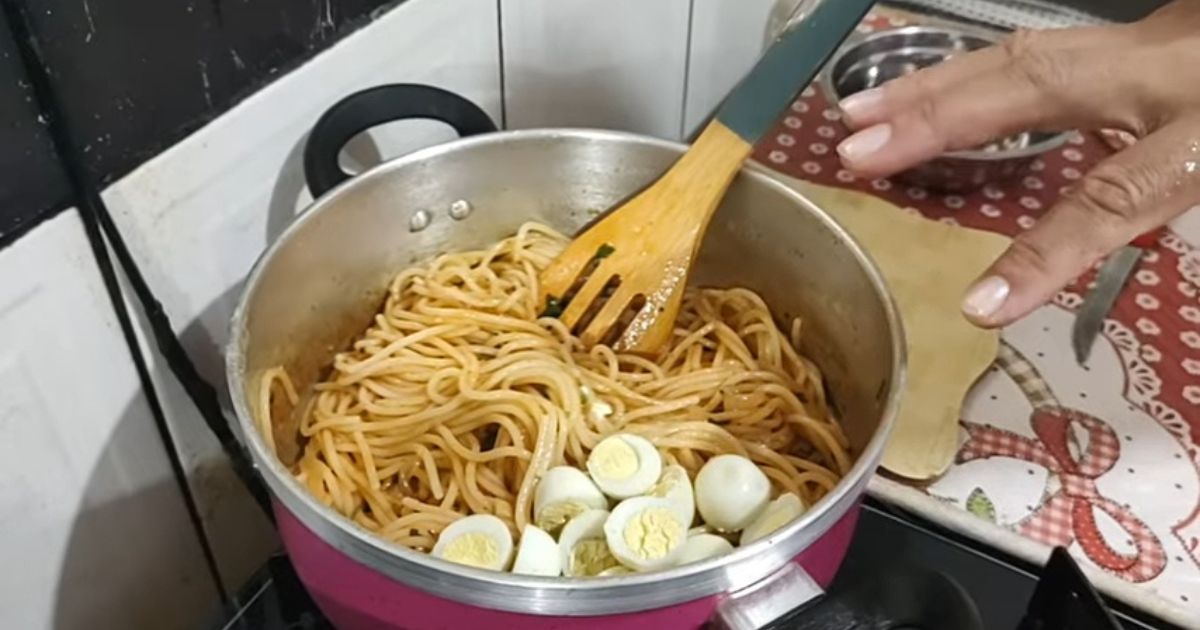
[209,498,1169,630]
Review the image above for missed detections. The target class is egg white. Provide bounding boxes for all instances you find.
[604,496,688,572]
[558,509,619,577]
[586,433,663,499]
[533,466,608,532]
[675,533,735,566]
[431,514,514,571]
[580,385,614,422]
[511,524,561,576]
[740,493,806,545]
[694,454,770,531]
[647,464,695,527]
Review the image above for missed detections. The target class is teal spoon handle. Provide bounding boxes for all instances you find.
[716,0,876,144]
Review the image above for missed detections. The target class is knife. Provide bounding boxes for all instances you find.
[1071,230,1160,365]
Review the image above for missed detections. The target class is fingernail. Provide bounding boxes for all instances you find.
[962,276,1010,321]
[837,123,891,163]
[839,87,884,122]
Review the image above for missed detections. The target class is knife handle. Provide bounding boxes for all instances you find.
[1130,228,1162,249]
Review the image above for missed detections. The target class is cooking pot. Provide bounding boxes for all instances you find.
[226,84,907,629]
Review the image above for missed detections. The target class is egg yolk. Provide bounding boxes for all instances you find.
[536,501,589,532]
[622,506,684,560]
[569,539,622,576]
[591,438,638,480]
[441,533,500,568]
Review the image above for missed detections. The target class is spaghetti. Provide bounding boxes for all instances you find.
[260,222,850,552]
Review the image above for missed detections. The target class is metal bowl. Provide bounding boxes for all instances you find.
[820,25,1070,192]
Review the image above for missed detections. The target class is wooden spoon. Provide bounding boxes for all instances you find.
[539,0,877,353]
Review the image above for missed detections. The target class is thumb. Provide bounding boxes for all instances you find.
[960,120,1200,327]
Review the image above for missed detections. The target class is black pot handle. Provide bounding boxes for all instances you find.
[303,83,498,198]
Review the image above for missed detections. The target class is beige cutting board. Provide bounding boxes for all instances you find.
[780,177,1010,479]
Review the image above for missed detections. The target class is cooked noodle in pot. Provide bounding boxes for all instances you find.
[259,222,849,553]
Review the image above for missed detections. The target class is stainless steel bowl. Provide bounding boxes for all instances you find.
[820,25,1070,192]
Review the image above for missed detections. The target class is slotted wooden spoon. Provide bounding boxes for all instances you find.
[539,0,877,352]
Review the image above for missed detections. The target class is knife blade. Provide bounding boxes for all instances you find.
[1071,245,1143,365]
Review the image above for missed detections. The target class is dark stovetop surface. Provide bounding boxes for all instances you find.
[210,497,1172,630]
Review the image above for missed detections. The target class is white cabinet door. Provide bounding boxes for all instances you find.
[0,211,217,630]
[683,0,779,137]
[101,0,504,592]
[501,0,692,139]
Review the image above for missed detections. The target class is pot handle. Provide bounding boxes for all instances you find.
[303,84,498,198]
[711,562,825,630]
[711,561,984,629]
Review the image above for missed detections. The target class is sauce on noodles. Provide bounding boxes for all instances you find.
[259,222,849,553]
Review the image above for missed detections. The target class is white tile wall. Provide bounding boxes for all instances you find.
[500,0,693,139]
[101,0,504,592]
[683,0,778,136]
[0,210,216,630]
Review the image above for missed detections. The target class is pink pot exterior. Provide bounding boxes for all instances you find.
[276,501,861,630]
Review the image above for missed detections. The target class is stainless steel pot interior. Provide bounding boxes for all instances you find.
[226,129,904,615]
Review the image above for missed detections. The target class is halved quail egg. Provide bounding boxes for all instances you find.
[587,433,663,499]
[534,466,608,532]
[646,464,695,527]
[559,509,622,577]
[603,496,688,572]
[431,514,514,571]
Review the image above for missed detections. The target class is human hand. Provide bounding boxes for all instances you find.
[834,1,1200,328]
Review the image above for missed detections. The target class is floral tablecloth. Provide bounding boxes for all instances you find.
[754,11,1200,628]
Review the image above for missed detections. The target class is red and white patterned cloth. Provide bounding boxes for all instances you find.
[754,12,1200,625]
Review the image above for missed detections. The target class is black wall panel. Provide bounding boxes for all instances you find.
[23,0,397,186]
[0,0,397,248]
[0,7,70,247]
